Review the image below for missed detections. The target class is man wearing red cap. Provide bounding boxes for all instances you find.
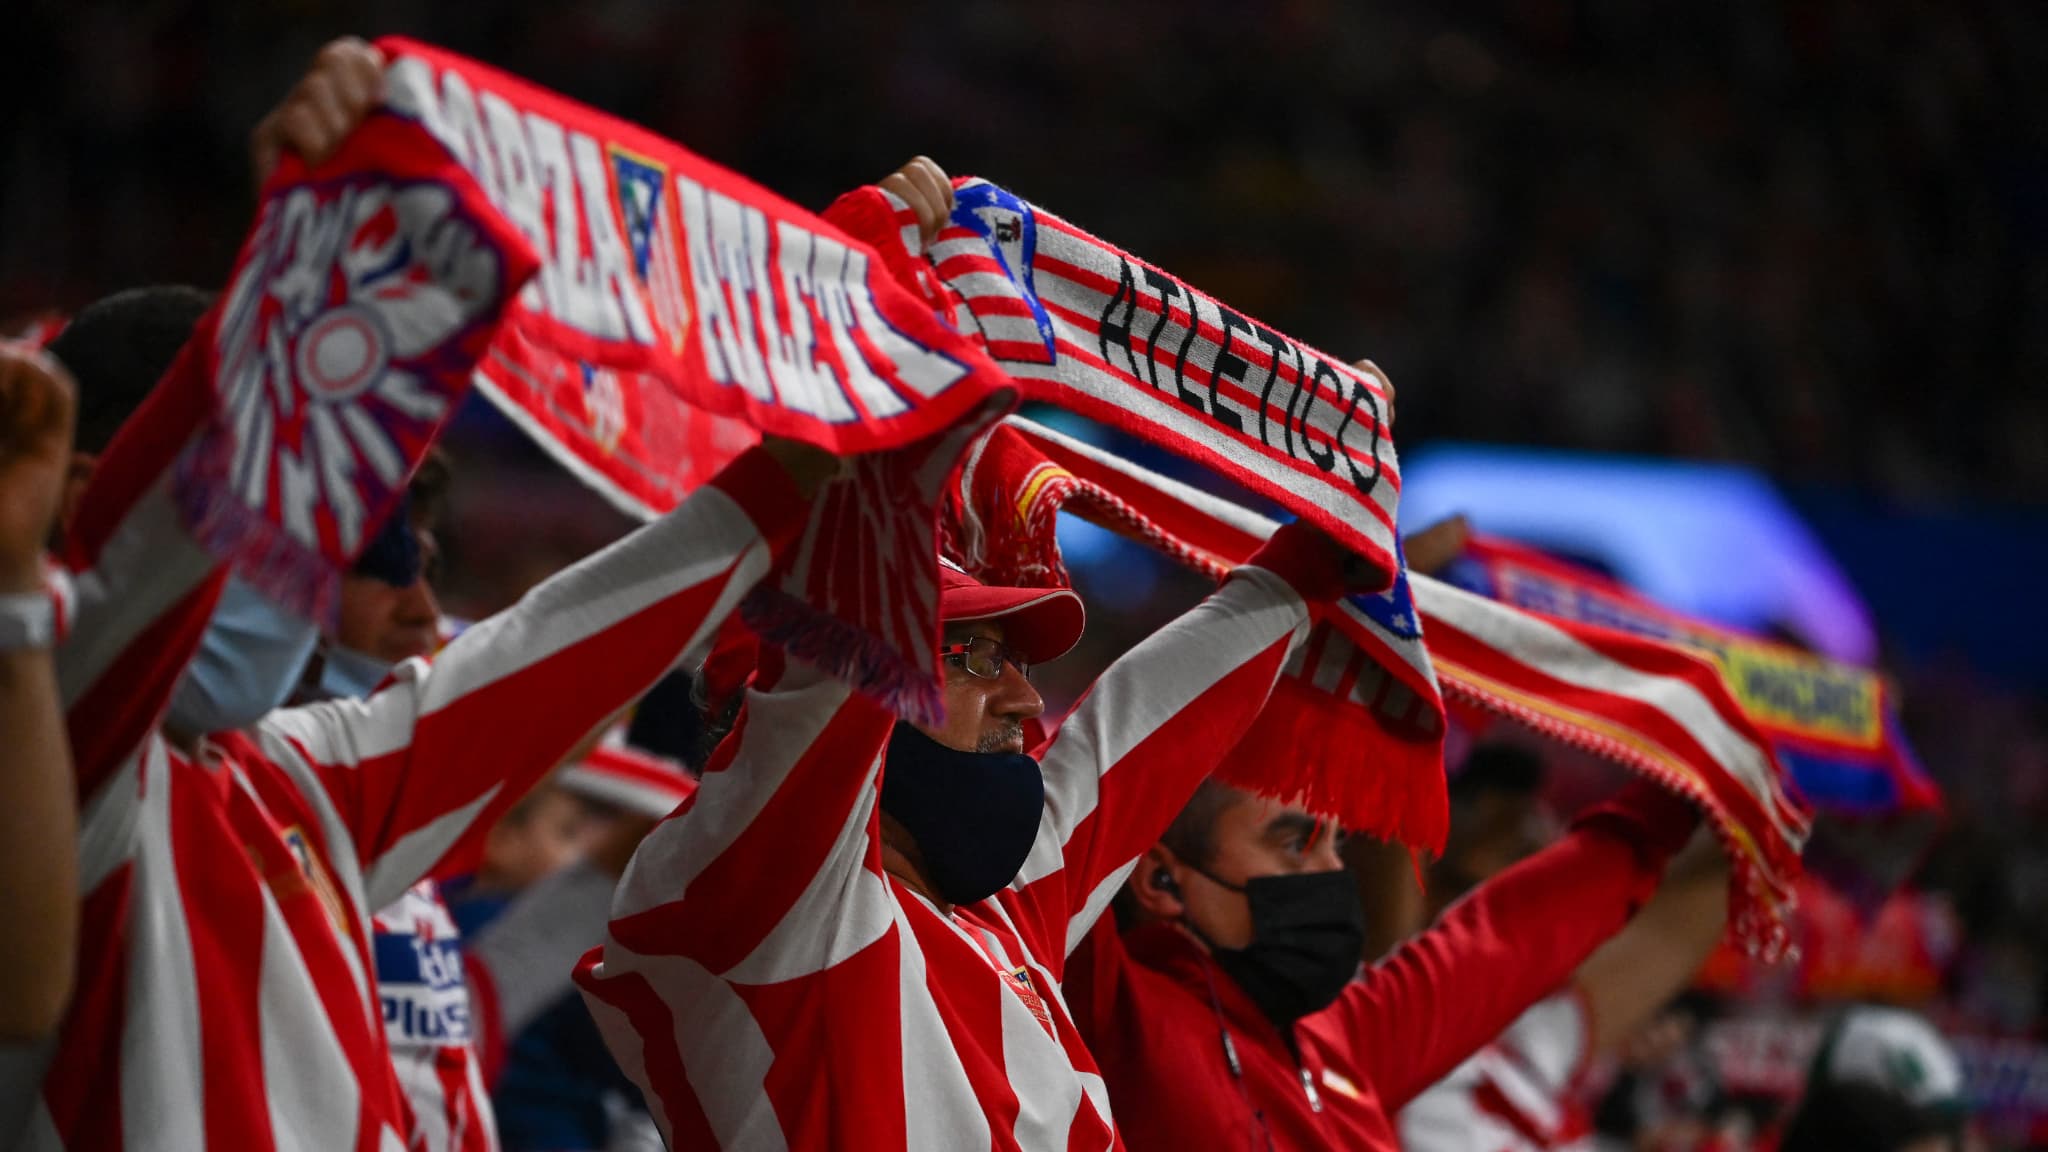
[578,179,1369,1135]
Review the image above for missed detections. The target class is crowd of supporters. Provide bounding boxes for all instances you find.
[2,7,2043,1152]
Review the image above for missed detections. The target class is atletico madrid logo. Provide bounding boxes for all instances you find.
[611,147,693,357]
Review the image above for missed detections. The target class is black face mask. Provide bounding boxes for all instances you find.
[881,722,1046,907]
[1194,869,1365,1029]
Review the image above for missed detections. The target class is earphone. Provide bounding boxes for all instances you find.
[1151,871,1179,895]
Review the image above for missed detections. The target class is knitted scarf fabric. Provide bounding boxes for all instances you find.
[995,416,1809,958]
[373,39,1025,722]
[173,92,540,623]
[948,420,1449,856]
[1447,535,1937,819]
[826,178,1405,597]
[1449,533,1934,911]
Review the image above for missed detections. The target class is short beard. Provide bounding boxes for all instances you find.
[977,722,1025,754]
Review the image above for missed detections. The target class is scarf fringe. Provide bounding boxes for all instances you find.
[171,423,341,625]
[740,584,943,728]
[1213,676,1449,857]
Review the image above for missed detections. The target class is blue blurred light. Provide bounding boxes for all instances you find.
[1401,443,1876,664]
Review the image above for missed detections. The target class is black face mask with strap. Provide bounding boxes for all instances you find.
[882,722,1046,907]
[1187,867,1366,1029]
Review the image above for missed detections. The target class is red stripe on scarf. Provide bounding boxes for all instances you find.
[173,104,540,621]
[375,40,1026,721]
[995,417,1807,957]
[946,422,1449,855]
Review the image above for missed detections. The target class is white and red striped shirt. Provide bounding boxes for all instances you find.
[376,880,495,1152]
[578,525,1346,1150]
[8,431,806,1151]
[1399,992,1596,1151]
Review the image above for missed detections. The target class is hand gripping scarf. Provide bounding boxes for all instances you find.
[945,421,1449,856]
[1448,533,1936,909]
[825,178,1405,597]
[371,39,1024,721]
[170,90,541,621]
[991,416,1809,958]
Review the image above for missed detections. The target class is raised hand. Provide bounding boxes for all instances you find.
[249,36,386,192]
[0,345,76,592]
[879,156,955,243]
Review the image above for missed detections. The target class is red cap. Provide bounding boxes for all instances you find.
[938,557,1085,665]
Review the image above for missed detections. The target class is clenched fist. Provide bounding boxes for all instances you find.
[249,37,386,192]
[879,156,955,244]
[0,346,76,592]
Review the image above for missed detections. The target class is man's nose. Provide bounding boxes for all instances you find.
[396,576,440,625]
[1309,835,1345,873]
[990,660,1044,721]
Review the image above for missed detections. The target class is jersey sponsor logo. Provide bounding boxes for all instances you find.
[373,892,473,1048]
[1002,965,1056,1037]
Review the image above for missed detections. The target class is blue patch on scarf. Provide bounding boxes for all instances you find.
[949,182,1057,364]
[1350,542,1423,641]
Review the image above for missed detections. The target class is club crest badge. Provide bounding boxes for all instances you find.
[611,147,693,357]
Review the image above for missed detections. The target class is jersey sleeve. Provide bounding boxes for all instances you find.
[253,448,809,912]
[1333,781,1697,1111]
[573,634,902,1140]
[1004,522,1348,973]
[55,342,227,799]
[587,639,896,982]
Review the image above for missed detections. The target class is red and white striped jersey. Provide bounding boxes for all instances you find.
[1399,992,1596,1152]
[7,434,806,1152]
[579,526,1347,1151]
[375,880,495,1152]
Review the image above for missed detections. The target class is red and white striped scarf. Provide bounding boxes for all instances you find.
[948,420,1449,855]
[172,79,540,621]
[374,39,1022,722]
[984,416,1808,957]
[827,178,1406,597]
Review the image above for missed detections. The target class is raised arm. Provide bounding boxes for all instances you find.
[54,333,226,795]
[575,624,905,1146]
[0,346,78,1041]
[56,36,397,793]
[1570,830,1730,1055]
[592,639,897,980]
[1012,522,1352,969]
[1335,781,1700,1110]
[255,446,822,910]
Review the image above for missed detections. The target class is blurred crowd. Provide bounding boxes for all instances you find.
[4,2,2046,1149]
[7,0,2047,497]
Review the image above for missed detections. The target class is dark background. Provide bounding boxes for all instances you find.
[8,0,2048,1137]
[8,0,2048,503]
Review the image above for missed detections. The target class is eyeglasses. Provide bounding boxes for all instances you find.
[938,635,1031,680]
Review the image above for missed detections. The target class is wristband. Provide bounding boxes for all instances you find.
[0,587,55,650]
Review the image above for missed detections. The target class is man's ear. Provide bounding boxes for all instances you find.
[55,452,96,547]
[1129,844,1187,921]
